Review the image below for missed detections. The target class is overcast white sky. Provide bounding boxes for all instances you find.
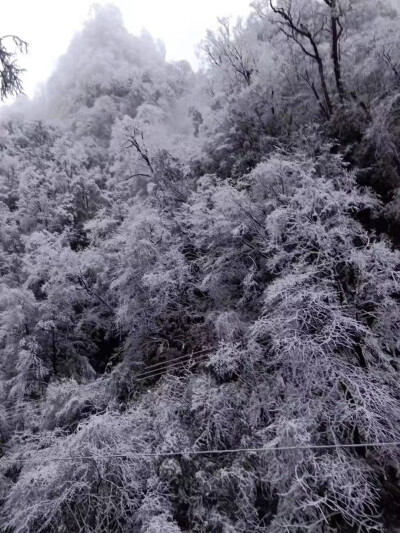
[1,0,252,99]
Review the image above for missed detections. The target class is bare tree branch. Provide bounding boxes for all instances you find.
[269,0,334,116]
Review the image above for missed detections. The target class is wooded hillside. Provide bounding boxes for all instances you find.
[1,2,400,531]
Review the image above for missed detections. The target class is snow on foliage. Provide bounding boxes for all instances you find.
[1,2,400,531]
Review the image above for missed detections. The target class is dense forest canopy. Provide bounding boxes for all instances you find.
[1,1,400,531]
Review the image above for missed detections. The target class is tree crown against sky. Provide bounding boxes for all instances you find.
[0,35,27,100]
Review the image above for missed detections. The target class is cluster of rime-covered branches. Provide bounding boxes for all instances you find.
[1,1,400,531]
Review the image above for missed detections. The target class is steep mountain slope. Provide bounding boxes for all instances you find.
[1,3,400,531]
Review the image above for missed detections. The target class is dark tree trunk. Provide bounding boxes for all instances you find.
[317,58,334,117]
[330,0,344,102]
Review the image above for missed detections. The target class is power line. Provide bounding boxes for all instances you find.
[135,353,211,381]
[135,346,214,374]
[1,442,399,465]
[2,406,43,415]
[2,400,43,410]
[1,405,44,416]
[2,350,214,420]
[133,347,214,381]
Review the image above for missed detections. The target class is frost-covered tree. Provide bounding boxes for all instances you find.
[1,3,400,532]
[0,35,27,100]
